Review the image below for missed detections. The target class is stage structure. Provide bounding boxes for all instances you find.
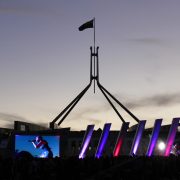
[49,19,180,158]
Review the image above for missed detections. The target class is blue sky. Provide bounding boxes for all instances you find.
[1,0,180,130]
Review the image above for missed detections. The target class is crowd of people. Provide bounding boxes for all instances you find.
[0,155,180,180]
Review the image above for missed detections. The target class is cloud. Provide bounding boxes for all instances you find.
[126,37,165,46]
[0,112,30,123]
[87,118,101,124]
[124,92,180,109]
[69,107,107,125]
[1,92,179,128]
[0,1,60,16]
[70,92,180,121]
[0,112,48,128]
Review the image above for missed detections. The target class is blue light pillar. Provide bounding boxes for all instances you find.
[79,124,94,159]
[146,119,162,156]
[95,123,111,158]
[130,120,146,156]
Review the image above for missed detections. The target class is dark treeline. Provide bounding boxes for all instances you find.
[0,155,180,180]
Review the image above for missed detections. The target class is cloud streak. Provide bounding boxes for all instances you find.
[69,107,108,125]
[0,112,30,123]
[69,92,180,122]
[125,37,167,47]
[0,1,61,16]
[0,112,48,128]
[1,92,180,128]
[125,92,180,109]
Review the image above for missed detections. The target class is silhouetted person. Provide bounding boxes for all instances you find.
[174,143,180,156]
[30,136,53,158]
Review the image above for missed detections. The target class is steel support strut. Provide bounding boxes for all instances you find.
[49,83,91,129]
[50,46,139,129]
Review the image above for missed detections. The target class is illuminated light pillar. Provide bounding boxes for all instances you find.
[164,117,180,157]
[130,120,146,156]
[146,119,162,157]
[79,124,94,159]
[95,123,111,158]
[113,122,129,157]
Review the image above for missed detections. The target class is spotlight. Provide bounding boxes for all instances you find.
[158,141,165,151]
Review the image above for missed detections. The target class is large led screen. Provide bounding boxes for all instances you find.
[15,135,60,158]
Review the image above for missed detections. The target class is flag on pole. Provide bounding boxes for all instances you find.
[78,19,94,31]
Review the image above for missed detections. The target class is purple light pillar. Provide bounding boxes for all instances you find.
[164,117,180,157]
[130,120,146,156]
[146,119,162,157]
[79,124,94,159]
[113,122,129,157]
[95,123,111,158]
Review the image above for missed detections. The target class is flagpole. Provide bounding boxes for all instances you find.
[93,17,96,93]
[94,17,95,48]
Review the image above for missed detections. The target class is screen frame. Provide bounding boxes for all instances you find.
[13,131,60,158]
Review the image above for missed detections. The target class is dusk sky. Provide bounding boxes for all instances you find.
[1,0,180,130]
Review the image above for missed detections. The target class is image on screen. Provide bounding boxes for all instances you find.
[15,135,60,158]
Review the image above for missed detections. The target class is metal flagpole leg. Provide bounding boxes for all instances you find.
[57,83,91,126]
[100,84,140,123]
[98,83,125,123]
[50,83,91,129]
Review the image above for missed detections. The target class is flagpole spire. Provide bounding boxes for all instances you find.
[93,17,95,49]
[93,17,96,93]
[49,19,140,129]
